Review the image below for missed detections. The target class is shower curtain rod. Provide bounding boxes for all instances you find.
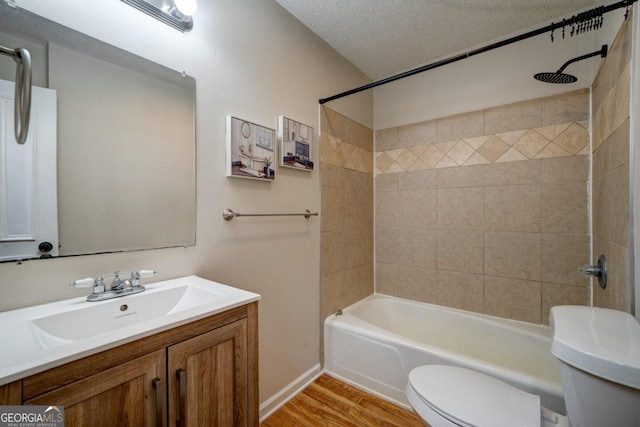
[318,0,636,105]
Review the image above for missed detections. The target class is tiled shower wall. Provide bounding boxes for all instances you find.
[320,107,374,323]
[375,90,591,324]
[592,16,632,312]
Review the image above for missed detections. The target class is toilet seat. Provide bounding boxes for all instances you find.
[407,365,541,427]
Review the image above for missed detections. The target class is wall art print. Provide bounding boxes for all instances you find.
[226,116,276,181]
[278,116,314,171]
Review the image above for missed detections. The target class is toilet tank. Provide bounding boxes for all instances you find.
[550,306,640,427]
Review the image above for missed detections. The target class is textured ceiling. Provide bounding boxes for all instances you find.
[275,0,606,79]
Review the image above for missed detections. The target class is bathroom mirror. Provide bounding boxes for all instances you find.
[0,4,195,261]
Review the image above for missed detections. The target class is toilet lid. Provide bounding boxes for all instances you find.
[408,365,540,427]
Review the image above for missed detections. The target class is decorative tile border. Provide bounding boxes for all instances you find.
[375,121,589,174]
[321,133,374,174]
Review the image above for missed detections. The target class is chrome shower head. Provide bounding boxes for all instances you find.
[534,44,607,84]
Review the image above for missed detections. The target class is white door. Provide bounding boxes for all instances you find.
[0,79,57,261]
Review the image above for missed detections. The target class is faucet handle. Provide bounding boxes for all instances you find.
[129,270,156,287]
[70,277,105,294]
[70,277,95,288]
[138,270,156,279]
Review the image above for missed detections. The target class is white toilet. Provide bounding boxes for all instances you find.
[406,305,640,427]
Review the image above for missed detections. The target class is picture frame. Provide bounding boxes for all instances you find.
[278,116,314,171]
[226,116,276,181]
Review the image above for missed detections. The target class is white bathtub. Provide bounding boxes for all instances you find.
[324,294,565,414]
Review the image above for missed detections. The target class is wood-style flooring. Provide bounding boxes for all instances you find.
[261,374,424,426]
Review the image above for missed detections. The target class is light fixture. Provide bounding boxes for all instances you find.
[174,0,197,16]
[121,0,197,32]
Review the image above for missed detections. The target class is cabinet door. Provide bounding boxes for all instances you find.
[168,319,247,427]
[25,350,166,427]
[0,381,21,405]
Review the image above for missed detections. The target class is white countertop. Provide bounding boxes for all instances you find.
[0,275,260,386]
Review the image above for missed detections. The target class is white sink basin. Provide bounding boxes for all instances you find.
[31,284,225,348]
[0,276,260,386]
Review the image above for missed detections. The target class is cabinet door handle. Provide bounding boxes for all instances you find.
[152,377,163,427]
[176,369,186,427]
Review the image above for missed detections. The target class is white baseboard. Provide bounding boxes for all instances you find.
[259,364,323,423]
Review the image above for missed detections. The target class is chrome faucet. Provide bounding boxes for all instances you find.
[110,271,125,291]
[70,270,156,302]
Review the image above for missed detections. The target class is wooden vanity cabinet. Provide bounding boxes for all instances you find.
[25,350,166,427]
[169,319,248,427]
[0,380,21,404]
[12,302,258,427]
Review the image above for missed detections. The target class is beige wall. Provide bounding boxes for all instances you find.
[320,107,374,326]
[592,16,633,312]
[375,90,590,324]
[0,0,372,408]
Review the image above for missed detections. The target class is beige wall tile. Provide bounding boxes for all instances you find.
[437,164,485,188]
[533,142,571,160]
[321,162,344,188]
[398,266,438,303]
[347,120,374,151]
[321,106,347,141]
[375,127,399,151]
[552,123,589,155]
[541,283,589,325]
[496,147,528,163]
[484,276,541,323]
[437,229,484,274]
[541,155,589,183]
[342,265,374,309]
[605,118,630,172]
[484,98,542,135]
[435,156,458,169]
[592,237,606,308]
[541,233,590,286]
[592,176,609,240]
[512,130,550,159]
[321,265,373,321]
[375,173,398,192]
[484,184,541,232]
[321,186,344,232]
[436,270,484,313]
[398,120,437,148]
[376,227,436,269]
[484,231,541,281]
[606,164,629,247]
[604,242,631,312]
[463,152,491,166]
[376,262,399,296]
[483,159,540,186]
[437,110,485,142]
[367,93,599,324]
[541,181,588,234]
[399,190,437,229]
[476,136,510,162]
[398,228,437,268]
[398,169,437,190]
[437,187,484,229]
[375,191,399,227]
[321,230,344,278]
[447,141,476,165]
[542,89,590,125]
[344,187,373,232]
[534,123,570,140]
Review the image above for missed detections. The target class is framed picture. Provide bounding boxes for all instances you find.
[278,116,314,171]
[226,116,276,181]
